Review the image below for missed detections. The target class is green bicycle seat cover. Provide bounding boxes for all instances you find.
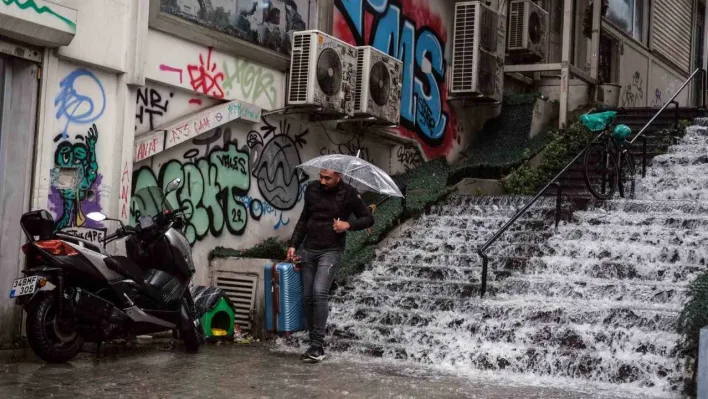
[580,111,617,132]
[612,124,632,141]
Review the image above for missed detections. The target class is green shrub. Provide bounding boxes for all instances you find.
[209,237,288,261]
[449,92,554,183]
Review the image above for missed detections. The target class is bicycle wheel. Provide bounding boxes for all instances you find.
[583,143,619,199]
[617,144,636,199]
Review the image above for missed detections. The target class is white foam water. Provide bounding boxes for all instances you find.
[281,119,708,397]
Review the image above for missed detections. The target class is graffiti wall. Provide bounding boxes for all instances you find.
[144,30,286,110]
[333,0,460,161]
[131,84,394,276]
[46,63,118,245]
[135,86,218,134]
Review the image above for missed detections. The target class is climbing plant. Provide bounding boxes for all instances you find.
[449,92,553,183]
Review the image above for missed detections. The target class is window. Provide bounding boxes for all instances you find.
[605,0,646,42]
[159,0,311,57]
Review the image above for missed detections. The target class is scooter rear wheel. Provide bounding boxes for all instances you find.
[26,294,84,363]
[180,292,204,353]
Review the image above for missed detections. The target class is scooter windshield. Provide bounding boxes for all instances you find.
[131,185,174,220]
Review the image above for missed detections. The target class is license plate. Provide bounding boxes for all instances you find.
[10,276,38,298]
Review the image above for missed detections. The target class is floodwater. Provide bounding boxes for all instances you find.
[0,341,635,398]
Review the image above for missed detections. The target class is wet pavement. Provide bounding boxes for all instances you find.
[0,341,637,398]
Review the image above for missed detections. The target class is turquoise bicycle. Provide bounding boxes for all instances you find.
[580,110,636,200]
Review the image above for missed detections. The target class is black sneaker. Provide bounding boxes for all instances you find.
[301,345,325,363]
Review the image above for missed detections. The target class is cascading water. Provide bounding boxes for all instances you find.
[284,119,708,397]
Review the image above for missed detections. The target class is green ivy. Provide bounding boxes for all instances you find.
[209,237,288,261]
[449,92,554,183]
[678,272,708,354]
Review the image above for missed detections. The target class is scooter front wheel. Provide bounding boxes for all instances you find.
[26,294,84,363]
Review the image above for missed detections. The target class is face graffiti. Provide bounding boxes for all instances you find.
[334,0,458,158]
[247,117,309,211]
[49,124,102,232]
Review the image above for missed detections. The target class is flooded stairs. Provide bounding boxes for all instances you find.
[315,118,708,397]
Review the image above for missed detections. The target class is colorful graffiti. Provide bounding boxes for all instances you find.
[54,68,106,140]
[187,48,225,98]
[222,59,279,109]
[247,117,309,211]
[49,124,103,232]
[334,0,458,159]
[132,129,251,245]
[1,0,76,31]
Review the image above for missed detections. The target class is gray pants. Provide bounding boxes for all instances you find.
[300,249,342,348]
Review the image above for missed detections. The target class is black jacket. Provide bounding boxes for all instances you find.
[288,182,375,251]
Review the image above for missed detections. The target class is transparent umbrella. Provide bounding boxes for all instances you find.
[296,153,404,197]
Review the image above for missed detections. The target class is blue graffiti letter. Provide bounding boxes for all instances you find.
[414,29,446,141]
[54,68,106,140]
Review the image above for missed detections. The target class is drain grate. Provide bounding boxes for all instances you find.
[213,272,258,331]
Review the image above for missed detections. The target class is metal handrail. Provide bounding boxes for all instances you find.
[476,67,707,298]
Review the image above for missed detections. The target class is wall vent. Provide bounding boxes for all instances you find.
[213,272,258,331]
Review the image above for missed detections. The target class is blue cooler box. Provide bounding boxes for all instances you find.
[264,262,307,333]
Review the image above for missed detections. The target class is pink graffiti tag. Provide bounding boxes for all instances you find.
[187,48,225,98]
[159,64,183,83]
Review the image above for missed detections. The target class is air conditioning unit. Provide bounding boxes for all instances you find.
[449,1,501,101]
[287,30,358,116]
[353,46,403,125]
[508,0,548,60]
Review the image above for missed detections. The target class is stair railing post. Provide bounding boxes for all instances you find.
[669,100,679,129]
[642,137,647,178]
[479,251,489,298]
[556,183,562,228]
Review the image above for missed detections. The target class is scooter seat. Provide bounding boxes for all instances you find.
[105,256,145,282]
[104,256,163,301]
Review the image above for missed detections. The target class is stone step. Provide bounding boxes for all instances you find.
[340,272,687,307]
[379,242,550,259]
[328,299,680,333]
[326,337,683,389]
[522,256,705,284]
[573,211,708,230]
[399,228,553,243]
[405,216,555,232]
[329,319,680,359]
[383,236,553,253]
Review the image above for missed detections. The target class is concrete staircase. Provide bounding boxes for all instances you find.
[281,116,708,398]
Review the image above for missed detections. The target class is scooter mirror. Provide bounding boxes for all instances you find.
[86,212,107,222]
[165,178,181,194]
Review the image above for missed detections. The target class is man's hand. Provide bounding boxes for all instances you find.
[287,247,296,261]
[333,219,350,233]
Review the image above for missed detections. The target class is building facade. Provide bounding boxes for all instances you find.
[0,0,704,342]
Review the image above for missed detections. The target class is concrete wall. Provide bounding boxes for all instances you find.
[131,83,397,284]
[603,23,692,108]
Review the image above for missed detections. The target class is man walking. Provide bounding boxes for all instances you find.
[287,169,374,363]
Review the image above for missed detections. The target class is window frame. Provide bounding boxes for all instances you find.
[603,0,650,45]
